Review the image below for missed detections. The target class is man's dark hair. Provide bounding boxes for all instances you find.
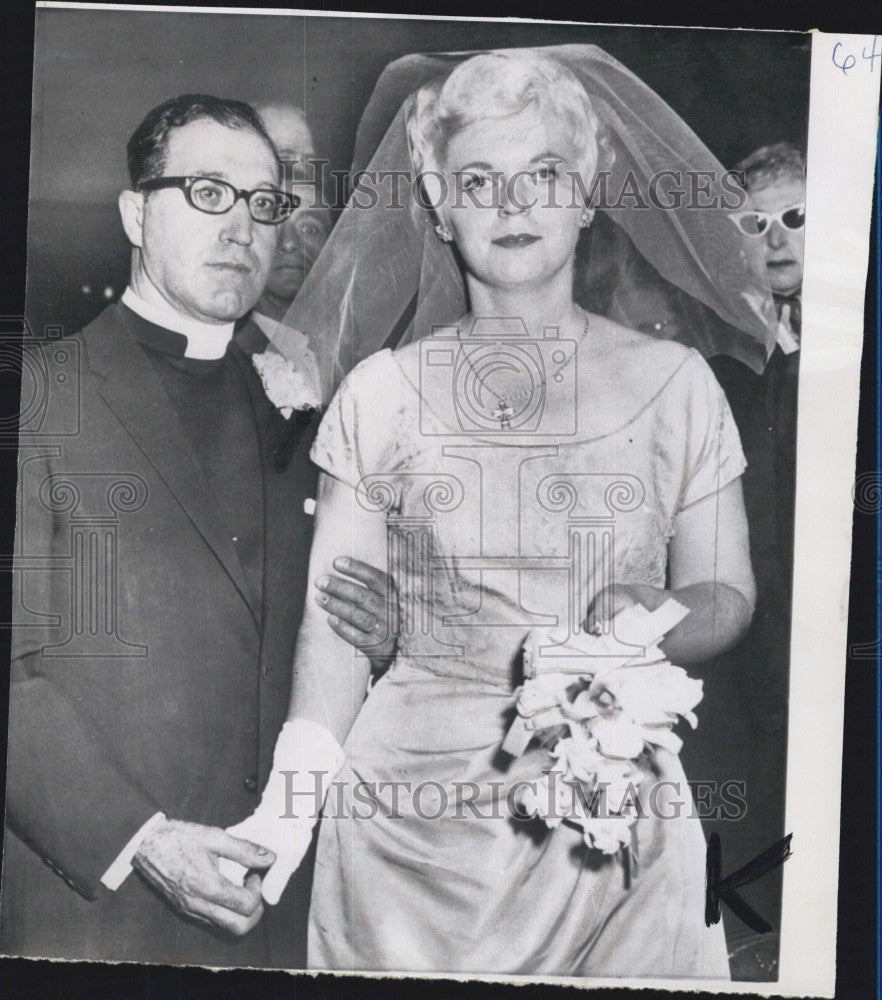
[127,94,278,189]
[736,142,806,193]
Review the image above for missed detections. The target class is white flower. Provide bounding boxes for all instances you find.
[252,346,321,417]
[590,716,645,759]
[594,757,640,814]
[595,663,703,730]
[551,736,603,783]
[515,674,572,733]
[580,814,636,855]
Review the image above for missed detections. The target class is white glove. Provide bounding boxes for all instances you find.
[218,718,345,904]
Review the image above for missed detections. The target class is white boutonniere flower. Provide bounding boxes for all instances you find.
[252,345,321,418]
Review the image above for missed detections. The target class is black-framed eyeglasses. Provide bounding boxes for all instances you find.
[729,202,806,237]
[139,175,299,225]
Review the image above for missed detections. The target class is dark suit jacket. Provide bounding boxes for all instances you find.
[682,347,798,939]
[1,303,319,967]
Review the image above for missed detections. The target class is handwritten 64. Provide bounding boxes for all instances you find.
[832,36,879,76]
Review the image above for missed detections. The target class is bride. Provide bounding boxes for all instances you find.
[227,47,775,977]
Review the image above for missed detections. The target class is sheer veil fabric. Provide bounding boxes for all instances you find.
[274,44,777,403]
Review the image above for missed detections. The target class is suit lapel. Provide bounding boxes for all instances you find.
[87,305,260,626]
[231,325,321,659]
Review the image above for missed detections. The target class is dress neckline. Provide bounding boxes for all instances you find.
[385,344,695,447]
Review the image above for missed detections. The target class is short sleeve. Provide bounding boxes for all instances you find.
[676,351,747,512]
[309,349,397,490]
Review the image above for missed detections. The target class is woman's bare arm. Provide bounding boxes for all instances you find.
[287,471,390,743]
[588,478,756,664]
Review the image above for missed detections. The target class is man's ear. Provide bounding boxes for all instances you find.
[118,190,145,249]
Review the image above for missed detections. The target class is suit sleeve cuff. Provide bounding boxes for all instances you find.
[100,811,166,891]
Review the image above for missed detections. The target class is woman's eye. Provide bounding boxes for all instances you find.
[532,165,558,182]
[460,172,490,192]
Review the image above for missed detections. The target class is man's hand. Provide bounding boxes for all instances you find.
[132,817,274,936]
[315,556,397,672]
[220,811,315,906]
[219,719,346,906]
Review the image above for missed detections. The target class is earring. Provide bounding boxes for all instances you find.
[580,208,595,228]
[434,223,453,243]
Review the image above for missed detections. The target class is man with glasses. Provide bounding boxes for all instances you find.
[2,94,389,968]
[705,143,806,974]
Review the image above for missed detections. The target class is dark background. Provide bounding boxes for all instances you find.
[1,2,878,999]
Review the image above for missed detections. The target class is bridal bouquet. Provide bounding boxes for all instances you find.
[502,600,703,856]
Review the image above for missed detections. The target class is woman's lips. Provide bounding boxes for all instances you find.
[492,234,541,248]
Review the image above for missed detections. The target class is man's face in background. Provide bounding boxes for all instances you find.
[263,182,332,303]
[258,104,315,165]
[252,103,331,315]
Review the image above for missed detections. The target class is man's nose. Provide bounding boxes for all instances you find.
[278,221,299,252]
[219,197,256,245]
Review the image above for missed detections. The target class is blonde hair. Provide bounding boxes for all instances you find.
[736,142,806,193]
[407,51,607,183]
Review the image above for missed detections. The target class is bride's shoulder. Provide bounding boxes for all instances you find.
[578,314,711,422]
[389,338,423,376]
[590,313,694,362]
[337,348,402,396]
[387,336,449,394]
[587,314,698,381]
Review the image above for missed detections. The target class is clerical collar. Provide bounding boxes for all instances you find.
[122,286,235,360]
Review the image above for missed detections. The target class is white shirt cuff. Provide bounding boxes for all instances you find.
[100,811,166,891]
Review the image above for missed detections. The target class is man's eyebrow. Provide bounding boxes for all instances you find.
[191,169,281,189]
[456,161,494,172]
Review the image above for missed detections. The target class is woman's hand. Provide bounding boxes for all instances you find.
[584,583,670,634]
[315,556,398,674]
[583,480,756,664]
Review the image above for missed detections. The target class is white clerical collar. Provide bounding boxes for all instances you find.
[122,286,235,360]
